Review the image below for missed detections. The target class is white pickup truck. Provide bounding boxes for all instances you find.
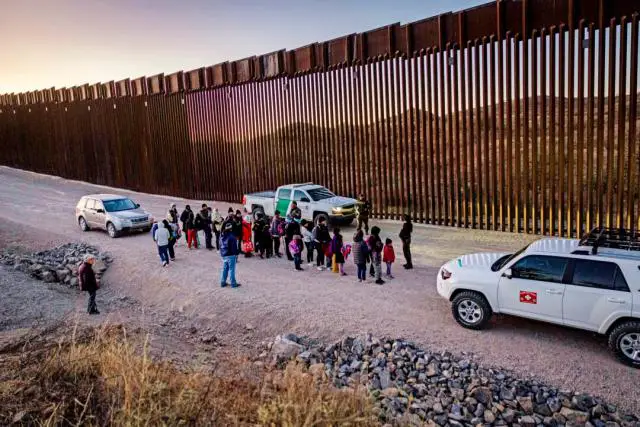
[437,227,640,367]
[242,183,357,224]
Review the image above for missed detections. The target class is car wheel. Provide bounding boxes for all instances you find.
[451,291,492,330]
[107,222,119,238]
[314,212,328,226]
[78,217,90,232]
[252,207,265,221]
[608,320,640,368]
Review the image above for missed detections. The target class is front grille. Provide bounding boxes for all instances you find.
[131,216,148,224]
[341,205,355,214]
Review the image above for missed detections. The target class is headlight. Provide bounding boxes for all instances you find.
[122,219,132,226]
[332,207,342,213]
[441,268,452,280]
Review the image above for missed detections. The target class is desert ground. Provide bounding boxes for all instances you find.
[0,166,638,413]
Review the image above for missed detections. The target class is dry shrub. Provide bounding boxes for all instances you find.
[0,325,377,426]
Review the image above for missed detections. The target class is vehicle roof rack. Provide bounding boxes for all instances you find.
[578,227,640,255]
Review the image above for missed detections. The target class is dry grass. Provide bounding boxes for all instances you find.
[0,325,376,426]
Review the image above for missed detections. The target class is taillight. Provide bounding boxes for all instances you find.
[441,268,452,280]
[242,196,246,205]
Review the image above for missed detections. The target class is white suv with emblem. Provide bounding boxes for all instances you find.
[437,228,640,367]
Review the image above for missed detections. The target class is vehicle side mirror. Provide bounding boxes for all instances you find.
[301,197,310,203]
[502,268,513,279]
[135,203,140,208]
[96,209,105,214]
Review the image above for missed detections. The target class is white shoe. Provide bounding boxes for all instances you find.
[317,266,324,271]
[307,263,313,267]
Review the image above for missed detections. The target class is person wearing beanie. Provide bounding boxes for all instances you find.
[399,214,413,269]
[367,226,384,285]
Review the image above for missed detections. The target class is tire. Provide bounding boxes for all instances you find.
[608,320,640,368]
[106,222,119,238]
[78,217,90,232]
[451,291,493,330]
[313,212,328,226]
[252,207,265,221]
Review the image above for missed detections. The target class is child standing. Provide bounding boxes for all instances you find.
[270,210,284,258]
[301,220,314,267]
[331,228,346,276]
[352,230,369,282]
[289,235,304,271]
[383,238,396,279]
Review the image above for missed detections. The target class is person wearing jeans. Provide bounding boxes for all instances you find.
[155,220,171,267]
[220,222,241,288]
[352,230,368,282]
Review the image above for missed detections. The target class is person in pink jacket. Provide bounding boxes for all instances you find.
[382,238,396,279]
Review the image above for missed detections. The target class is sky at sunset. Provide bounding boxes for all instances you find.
[0,0,486,93]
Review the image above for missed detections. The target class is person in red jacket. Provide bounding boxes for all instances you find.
[78,254,100,315]
[382,238,396,279]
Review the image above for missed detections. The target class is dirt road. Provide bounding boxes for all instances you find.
[0,166,637,412]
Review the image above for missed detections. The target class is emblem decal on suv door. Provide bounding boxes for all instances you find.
[519,291,537,304]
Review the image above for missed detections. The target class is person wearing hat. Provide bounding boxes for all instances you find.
[287,200,302,219]
[399,214,413,270]
[356,194,371,234]
[197,203,214,250]
[78,254,100,314]
[220,221,241,288]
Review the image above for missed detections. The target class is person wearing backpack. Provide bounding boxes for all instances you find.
[284,215,300,261]
[270,210,284,258]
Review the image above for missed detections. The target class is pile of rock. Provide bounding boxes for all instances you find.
[265,333,638,426]
[0,243,113,288]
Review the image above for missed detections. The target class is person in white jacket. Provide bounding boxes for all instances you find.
[155,219,171,267]
[300,219,315,267]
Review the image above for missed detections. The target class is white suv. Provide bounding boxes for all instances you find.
[437,228,640,367]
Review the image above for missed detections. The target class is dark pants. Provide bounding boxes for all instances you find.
[181,222,188,241]
[357,216,369,234]
[214,230,221,250]
[236,236,242,253]
[87,290,98,313]
[305,242,314,263]
[402,238,412,267]
[273,236,281,256]
[168,239,175,260]
[158,245,169,264]
[204,227,213,249]
[285,236,293,260]
[357,263,367,280]
[316,244,325,267]
[294,253,302,270]
[369,254,375,276]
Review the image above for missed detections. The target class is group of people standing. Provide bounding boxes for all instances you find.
[151,194,415,287]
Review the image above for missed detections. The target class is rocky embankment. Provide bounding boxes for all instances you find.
[0,243,112,287]
[265,334,639,427]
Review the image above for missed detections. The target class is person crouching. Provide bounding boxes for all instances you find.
[78,254,100,315]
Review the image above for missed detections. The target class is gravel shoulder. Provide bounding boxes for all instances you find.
[0,166,638,414]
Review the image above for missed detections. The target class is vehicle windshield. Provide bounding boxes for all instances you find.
[307,187,335,201]
[490,243,531,271]
[103,198,137,212]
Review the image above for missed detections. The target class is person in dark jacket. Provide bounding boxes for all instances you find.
[180,205,193,245]
[233,210,243,253]
[78,254,100,314]
[399,214,413,269]
[270,210,284,257]
[356,194,372,234]
[288,201,302,219]
[330,227,346,276]
[220,222,241,288]
[167,203,179,224]
[253,212,267,258]
[368,226,385,285]
[261,222,273,258]
[284,215,300,261]
[197,204,214,250]
[352,230,369,282]
[312,217,331,270]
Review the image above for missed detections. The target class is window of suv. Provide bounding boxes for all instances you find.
[85,199,96,210]
[103,198,135,212]
[571,259,630,292]
[511,255,569,283]
[293,190,307,202]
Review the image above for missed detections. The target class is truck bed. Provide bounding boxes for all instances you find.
[245,190,276,199]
